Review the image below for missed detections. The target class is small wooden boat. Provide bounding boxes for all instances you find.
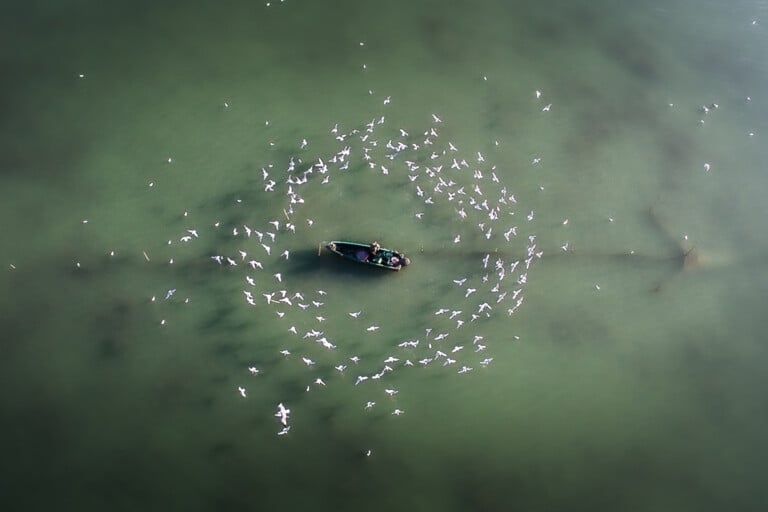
[324,241,411,271]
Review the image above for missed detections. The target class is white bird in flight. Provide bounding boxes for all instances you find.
[275,403,290,426]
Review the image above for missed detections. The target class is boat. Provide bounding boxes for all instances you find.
[324,241,411,271]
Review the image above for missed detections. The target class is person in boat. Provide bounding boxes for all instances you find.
[368,241,385,265]
[389,251,410,267]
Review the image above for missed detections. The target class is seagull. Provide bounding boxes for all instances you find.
[277,425,291,436]
[302,357,315,366]
[275,403,290,426]
[392,409,405,415]
[248,367,260,375]
[384,388,399,396]
[432,113,442,123]
[366,325,380,332]
[238,386,247,398]
[274,273,282,282]
[317,337,336,350]
[365,401,376,409]
[348,310,362,318]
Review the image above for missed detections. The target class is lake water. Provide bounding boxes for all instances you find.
[2,1,768,511]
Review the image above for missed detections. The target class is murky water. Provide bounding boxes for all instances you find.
[2,1,768,511]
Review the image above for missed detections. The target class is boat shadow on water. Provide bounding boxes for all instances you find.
[281,249,402,281]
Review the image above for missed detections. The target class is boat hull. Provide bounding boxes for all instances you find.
[324,241,410,271]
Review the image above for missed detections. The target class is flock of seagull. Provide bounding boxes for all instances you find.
[150,96,549,439]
